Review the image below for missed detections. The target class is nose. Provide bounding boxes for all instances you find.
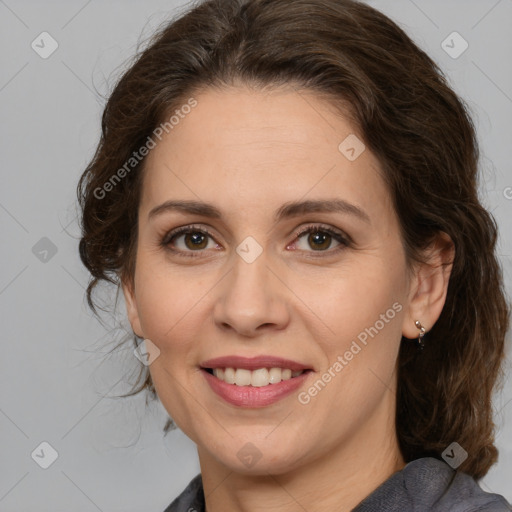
[212,250,290,338]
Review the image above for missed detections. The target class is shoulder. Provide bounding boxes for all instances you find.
[399,457,510,511]
[354,457,511,511]
[162,473,204,512]
[164,461,511,512]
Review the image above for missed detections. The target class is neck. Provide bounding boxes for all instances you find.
[197,398,406,512]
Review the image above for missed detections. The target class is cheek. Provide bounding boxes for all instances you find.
[296,268,404,432]
[134,261,207,431]
[292,258,405,345]
[133,257,202,350]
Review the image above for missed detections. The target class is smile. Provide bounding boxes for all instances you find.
[206,367,305,386]
[201,368,312,407]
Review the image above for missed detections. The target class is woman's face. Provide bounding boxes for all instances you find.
[123,85,415,474]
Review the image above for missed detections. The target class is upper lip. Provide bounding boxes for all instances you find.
[200,355,312,372]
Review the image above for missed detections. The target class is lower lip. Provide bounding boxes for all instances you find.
[201,369,311,407]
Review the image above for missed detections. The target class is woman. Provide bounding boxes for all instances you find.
[77,0,511,510]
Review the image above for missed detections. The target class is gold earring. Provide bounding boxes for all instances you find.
[415,320,426,350]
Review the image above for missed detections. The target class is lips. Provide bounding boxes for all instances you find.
[200,355,312,372]
[199,355,313,407]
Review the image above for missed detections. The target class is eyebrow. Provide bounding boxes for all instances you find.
[148,198,371,224]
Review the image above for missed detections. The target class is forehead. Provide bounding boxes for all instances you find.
[139,85,391,223]
[149,85,358,162]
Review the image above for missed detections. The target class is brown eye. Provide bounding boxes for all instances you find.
[290,224,350,255]
[162,226,219,256]
[306,231,333,251]
[183,231,209,250]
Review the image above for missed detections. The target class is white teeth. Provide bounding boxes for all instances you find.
[251,368,269,387]
[223,367,236,384]
[282,369,292,380]
[268,367,282,384]
[211,367,305,386]
[235,368,252,386]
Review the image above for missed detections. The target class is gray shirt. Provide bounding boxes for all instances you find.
[163,457,511,511]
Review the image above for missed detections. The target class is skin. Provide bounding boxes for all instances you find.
[122,84,453,512]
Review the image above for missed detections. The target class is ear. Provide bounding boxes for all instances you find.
[402,232,455,339]
[121,277,144,339]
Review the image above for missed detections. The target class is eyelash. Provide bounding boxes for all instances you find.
[161,223,351,259]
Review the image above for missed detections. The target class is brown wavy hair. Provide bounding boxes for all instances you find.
[77,0,510,479]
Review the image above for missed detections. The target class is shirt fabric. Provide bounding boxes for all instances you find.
[163,457,511,511]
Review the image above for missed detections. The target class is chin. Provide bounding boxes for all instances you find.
[207,437,310,476]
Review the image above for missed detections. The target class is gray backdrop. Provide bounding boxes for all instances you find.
[1,0,511,510]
